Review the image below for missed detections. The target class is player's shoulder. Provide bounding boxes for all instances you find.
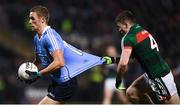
[126,24,144,38]
[45,27,55,34]
[124,32,135,41]
[130,24,143,33]
[43,27,58,38]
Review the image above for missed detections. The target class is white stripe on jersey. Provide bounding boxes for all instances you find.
[46,29,59,50]
[121,31,129,50]
[47,30,56,50]
[49,29,59,49]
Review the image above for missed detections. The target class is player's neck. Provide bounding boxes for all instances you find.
[37,24,48,37]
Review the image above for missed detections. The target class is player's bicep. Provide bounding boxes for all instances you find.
[120,47,132,66]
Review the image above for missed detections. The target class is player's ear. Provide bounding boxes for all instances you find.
[41,17,46,23]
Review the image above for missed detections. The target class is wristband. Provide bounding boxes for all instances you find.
[37,72,42,76]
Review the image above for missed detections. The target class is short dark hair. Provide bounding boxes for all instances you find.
[30,5,50,23]
[115,10,136,24]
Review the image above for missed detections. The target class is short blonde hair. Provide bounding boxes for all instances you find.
[30,5,50,24]
[115,10,136,24]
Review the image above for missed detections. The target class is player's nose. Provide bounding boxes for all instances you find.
[29,19,32,24]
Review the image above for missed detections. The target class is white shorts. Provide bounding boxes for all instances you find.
[144,72,178,97]
[104,78,125,91]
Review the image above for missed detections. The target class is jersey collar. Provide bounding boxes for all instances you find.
[42,26,51,34]
[38,26,50,41]
[130,24,140,30]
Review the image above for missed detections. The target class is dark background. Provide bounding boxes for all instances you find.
[0,0,180,104]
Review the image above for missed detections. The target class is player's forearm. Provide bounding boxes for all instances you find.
[39,61,64,75]
[118,65,127,73]
[33,58,38,65]
[117,64,127,80]
[33,54,40,65]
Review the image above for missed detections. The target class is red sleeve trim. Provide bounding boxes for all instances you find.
[124,46,132,49]
[136,30,149,43]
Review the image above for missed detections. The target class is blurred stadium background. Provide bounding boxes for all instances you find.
[0,0,180,104]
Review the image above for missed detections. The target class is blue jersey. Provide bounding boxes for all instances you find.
[34,26,105,83]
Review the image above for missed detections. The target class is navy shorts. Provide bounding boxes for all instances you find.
[47,78,77,101]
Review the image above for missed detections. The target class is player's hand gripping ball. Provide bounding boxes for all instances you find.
[18,62,38,80]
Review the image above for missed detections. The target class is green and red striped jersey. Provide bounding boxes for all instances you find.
[121,24,170,78]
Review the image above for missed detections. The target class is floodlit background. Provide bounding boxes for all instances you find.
[0,0,180,104]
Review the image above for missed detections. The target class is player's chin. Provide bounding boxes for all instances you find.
[31,27,35,31]
[31,28,35,31]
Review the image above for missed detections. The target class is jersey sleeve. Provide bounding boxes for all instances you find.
[45,30,64,54]
[123,36,135,48]
[124,38,133,46]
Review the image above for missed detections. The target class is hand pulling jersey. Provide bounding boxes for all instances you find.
[121,24,170,79]
[34,26,105,83]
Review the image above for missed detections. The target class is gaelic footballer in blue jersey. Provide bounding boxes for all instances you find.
[17,5,117,104]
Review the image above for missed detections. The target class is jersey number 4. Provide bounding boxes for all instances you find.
[149,34,159,51]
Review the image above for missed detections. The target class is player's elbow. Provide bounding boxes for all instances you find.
[120,62,127,66]
[119,64,128,72]
[120,61,128,68]
[54,61,64,69]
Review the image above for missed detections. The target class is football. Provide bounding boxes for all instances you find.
[18,62,38,80]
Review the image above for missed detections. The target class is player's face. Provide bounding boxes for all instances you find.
[116,22,129,34]
[29,12,42,31]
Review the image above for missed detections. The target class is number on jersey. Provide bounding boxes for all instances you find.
[149,34,159,51]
